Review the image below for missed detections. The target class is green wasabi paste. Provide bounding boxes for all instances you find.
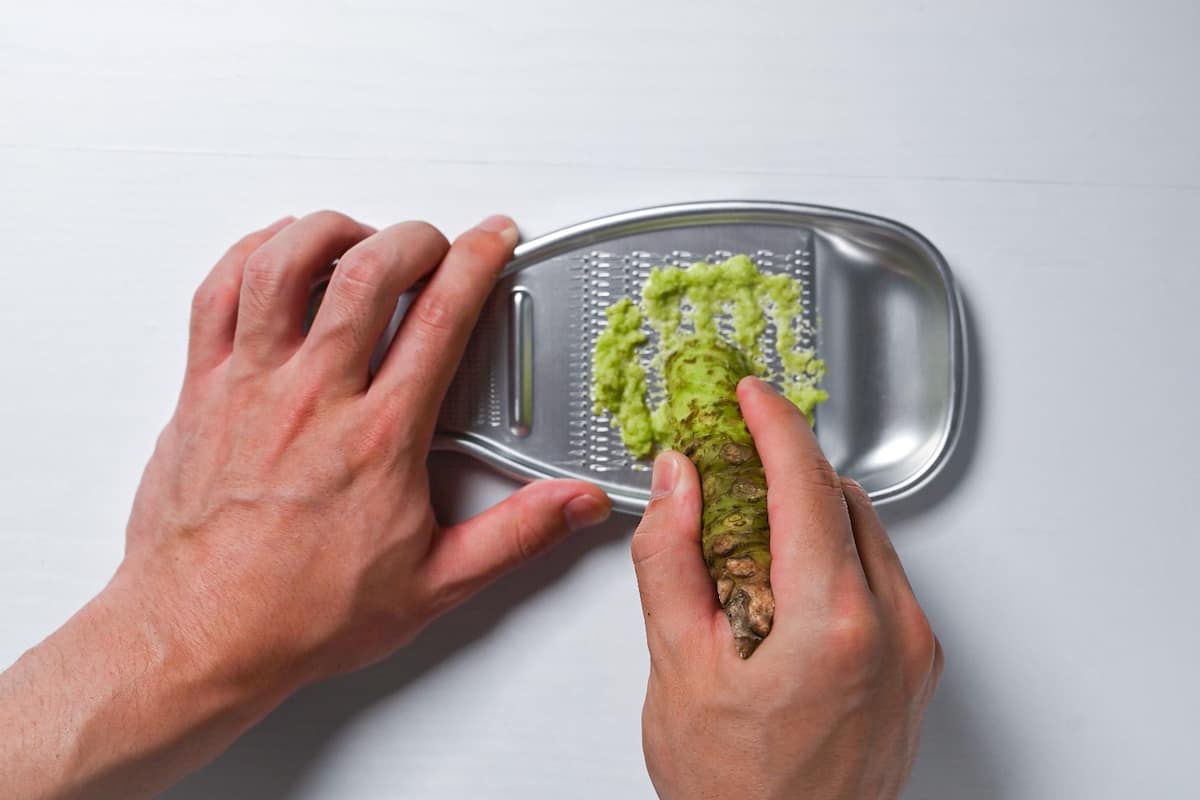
[591,254,828,458]
[591,298,655,457]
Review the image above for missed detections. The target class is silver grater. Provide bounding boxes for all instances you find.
[427,201,965,515]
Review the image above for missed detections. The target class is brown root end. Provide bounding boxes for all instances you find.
[734,635,760,659]
[716,578,734,605]
[723,583,775,658]
[724,557,757,578]
[748,586,775,638]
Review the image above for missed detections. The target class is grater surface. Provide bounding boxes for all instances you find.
[576,243,816,476]
[433,201,965,515]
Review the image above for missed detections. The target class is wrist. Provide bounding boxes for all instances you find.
[30,573,291,798]
[99,560,300,728]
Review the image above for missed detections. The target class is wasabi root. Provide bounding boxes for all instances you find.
[664,337,772,657]
[592,254,828,657]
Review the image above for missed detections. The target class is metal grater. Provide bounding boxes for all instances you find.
[428,201,966,515]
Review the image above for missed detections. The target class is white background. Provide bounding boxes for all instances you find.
[2,2,1198,798]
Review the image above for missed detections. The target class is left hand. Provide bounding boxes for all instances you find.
[1,211,613,800]
[116,211,612,692]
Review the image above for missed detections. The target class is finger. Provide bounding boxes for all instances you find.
[422,479,611,612]
[372,215,518,427]
[302,221,450,394]
[187,216,295,374]
[233,210,374,368]
[736,377,867,614]
[841,476,941,685]
[840,477,914,603]
[630,451,723,651]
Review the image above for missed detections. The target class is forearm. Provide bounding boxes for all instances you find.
[0,579,286,800]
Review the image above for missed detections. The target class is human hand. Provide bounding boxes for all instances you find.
[631,377,943,800]
[115,211,611,696]
[0,211,614,800]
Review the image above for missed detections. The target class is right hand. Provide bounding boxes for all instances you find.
[631,376,943,800]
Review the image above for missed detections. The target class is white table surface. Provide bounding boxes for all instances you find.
[2,2,1198,798]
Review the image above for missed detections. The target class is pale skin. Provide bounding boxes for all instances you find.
[634,381,944,800]
[0,212,941,800]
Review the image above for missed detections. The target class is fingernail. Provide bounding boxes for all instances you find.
[650,452,680,499]
[564,494,611,532]
[265,215,296,233]
[477,214,519,247]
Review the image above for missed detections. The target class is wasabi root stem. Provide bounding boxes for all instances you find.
[591,255,828,658]
[665,337,773,658]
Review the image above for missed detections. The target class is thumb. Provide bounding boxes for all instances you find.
[423,480,611,611]
[631,451,721,651]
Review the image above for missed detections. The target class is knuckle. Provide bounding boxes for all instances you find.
[241,250,285,307]
[410,291,458,336]
[899,602,939,675]
[511,515,546,564]
[333,247,387,301]
[190,280,236,320]
[630,498,700,569]
[403,219,449,248]
[823,603,884,676]
[629,529,662,567]
[308,209,361,235]
[630,535,675,579]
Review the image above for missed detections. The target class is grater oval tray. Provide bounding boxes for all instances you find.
[433,201,966,515]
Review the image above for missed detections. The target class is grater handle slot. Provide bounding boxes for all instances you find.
[508,287,533,437]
